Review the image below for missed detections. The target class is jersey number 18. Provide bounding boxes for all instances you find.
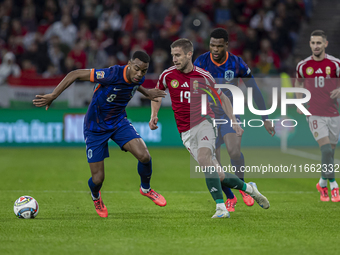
[315,76,325,88]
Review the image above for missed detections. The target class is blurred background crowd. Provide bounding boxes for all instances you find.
[0,0,311,84]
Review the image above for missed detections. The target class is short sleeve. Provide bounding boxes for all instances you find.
[90,66,119,85]
[296,62,304,82]
[156,71,169,90]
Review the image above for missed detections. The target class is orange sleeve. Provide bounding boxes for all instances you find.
[90,69,95,82]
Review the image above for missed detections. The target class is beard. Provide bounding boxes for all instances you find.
[313,49,324,57]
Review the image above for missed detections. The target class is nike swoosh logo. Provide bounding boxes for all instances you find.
[217,214,225,217]
[114,88,121,91]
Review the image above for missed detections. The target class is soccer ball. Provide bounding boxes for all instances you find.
[13,196,39,219]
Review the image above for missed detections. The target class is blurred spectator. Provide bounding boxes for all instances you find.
[7,35,25,57]
[182,6,211,40]
[86,39,108,69]
[151,48,169,76]
[98,8,122,32]
[242,49,254,70]
[42,0,59,24]
[78,22,92,40]
[22,41,50,73]
[61,56,77,74]
[249,8,274,33]
[11,19,27,37]
[21,4,37,32]
[234,0,261,27]
[21,59,38,78]
[133,30,154,56]
[68,40,87,69]
[121,6,146,34]
[42,64,58,78]
[107,55,118,67]
[48,43,64,74]
[44,14,77,48]
[163,5,183,39]
[154,29,172,53]
[244,27,259,58]
[0,52,21,84]
[254,39,280,70]
[253,52,278,75]
[214,0,233,25]
[0,18,10,42]
[225,19,245,56]
[83,6,98,32]
[146,0,168,29]
[115,33,132,65]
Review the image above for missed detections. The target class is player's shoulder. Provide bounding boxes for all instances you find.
[325,54,340,64]
[196,52,210,61]
[158,66,177,79]
[296,56,313,68]
[193,66,215,81]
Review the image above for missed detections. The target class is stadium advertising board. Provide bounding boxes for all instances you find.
[0,107,316,147]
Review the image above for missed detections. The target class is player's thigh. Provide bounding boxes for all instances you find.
[111,118,148,161]
[123,138,151,163]
[196,120,216,164]
[84,129,111,163]
[327,116,340,145]
[308,116,329,142]
[181,128,199,162]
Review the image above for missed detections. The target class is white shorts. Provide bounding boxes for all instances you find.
[181,119,216,162]
[308,115,340,144]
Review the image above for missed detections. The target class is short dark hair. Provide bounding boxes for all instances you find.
[210,28,229,42]
[311,30,327,40]
[170,38,194,54]
[132,51,150,63]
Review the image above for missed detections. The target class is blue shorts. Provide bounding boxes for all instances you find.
[215,114,240,148]
[84,117,141,163]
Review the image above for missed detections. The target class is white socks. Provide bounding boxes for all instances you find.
[245,183,253,194]
[216,203,227,211]
[319,178,339,190]
[141,187,151,193]
[319,178,327,188]
[91,193,100,201]
[330,180,339,190]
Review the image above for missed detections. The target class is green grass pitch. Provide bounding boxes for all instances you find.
[0,147,339,255]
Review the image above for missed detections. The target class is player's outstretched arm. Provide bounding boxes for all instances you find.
[33,69,91,110]
[137,86,167,102]
[220,93,244,136]
[149,98,162,130]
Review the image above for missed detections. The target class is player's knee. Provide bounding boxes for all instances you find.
[228,149,241,160]
[138,151,151,163]
[92,173,104,184]
[197,153,211,166]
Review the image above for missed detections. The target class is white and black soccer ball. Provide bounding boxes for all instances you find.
[13,196,39,219]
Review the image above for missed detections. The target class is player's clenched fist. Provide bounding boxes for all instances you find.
[232,124,244,137]
[149,116,159,130]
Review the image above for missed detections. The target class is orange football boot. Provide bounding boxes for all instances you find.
[316,183,330,202]
[140,188,167,207]
[239,190,254,206]
[225,196,237,212]
[93,191,108,217]
[331,188,340,202]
